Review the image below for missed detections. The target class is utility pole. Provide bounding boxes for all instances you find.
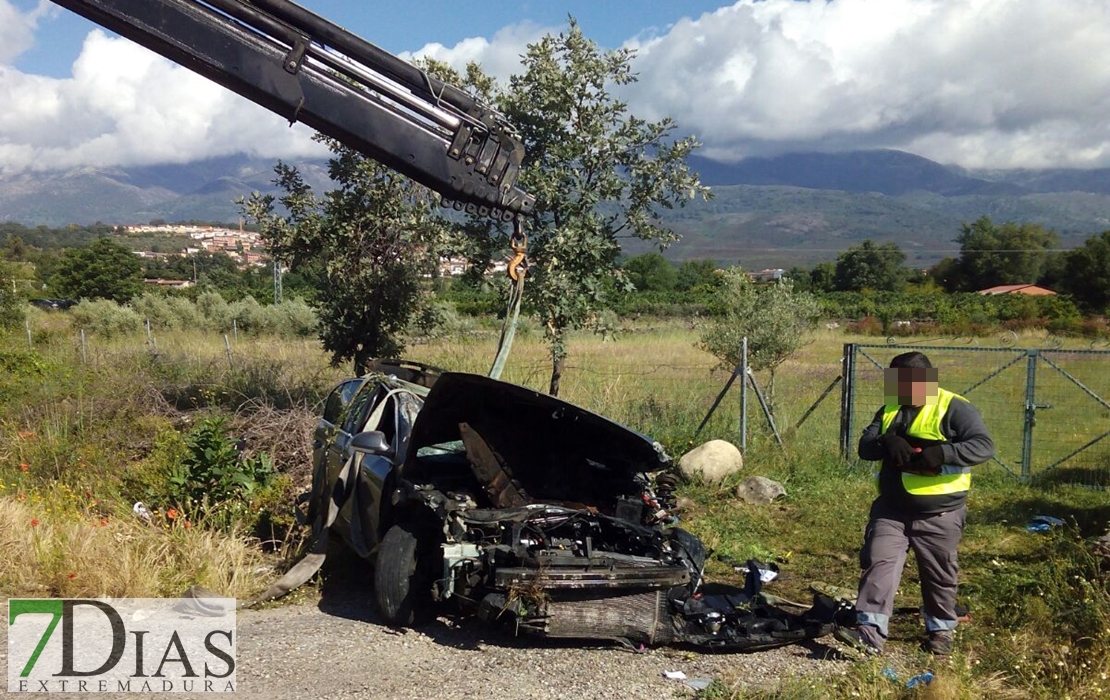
[272,258,283,304]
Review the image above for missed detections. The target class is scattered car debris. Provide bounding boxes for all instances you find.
[1026,515,1065,532]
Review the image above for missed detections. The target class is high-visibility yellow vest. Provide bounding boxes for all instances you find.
[880,388,972,497]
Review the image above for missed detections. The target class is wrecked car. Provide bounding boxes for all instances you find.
[306,360,837,651]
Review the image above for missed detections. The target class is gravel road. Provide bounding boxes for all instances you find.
[3,570,855,700]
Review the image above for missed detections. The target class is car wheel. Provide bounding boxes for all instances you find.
[375,521,437,626]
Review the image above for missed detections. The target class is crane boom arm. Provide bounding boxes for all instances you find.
[51,0,534,221]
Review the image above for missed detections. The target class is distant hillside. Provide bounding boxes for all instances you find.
[687,150,1026,196]
[0,154,331,228]
[3,149,1110,268]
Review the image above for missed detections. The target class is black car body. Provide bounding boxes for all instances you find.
[308,361,837,651]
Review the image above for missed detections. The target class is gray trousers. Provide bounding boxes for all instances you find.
[854,501,966,646]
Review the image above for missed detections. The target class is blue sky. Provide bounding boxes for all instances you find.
[4,0,1110,173]
[11,0,728,77]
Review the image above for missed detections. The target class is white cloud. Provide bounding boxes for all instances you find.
[401,22,550,83]
[0,23,325,174]
[5,0,1110,172]
[0,0,51,64]
[621,0,1110,168]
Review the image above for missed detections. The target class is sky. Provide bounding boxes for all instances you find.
[3,0,1110,175]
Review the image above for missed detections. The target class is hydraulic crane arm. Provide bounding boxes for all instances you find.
[50,0,534,221]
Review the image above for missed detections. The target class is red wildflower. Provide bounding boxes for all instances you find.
[30,518,39,527]
[183,520,192,530]
[67,573,76,579]
[19,463,29,472]
[99,519,108,527]
[166,508,178,521]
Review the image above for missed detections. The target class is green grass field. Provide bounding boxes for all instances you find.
[1,314,1108,700]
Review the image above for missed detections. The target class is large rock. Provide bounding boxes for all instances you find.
[735,476,787,505]
[678,440,743,484]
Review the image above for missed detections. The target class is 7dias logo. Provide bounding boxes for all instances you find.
[8,598,236,693]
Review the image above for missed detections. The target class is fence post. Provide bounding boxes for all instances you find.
[839,343,855,458]
[232,319,238,341]
[737,337,747,452]
[79,329,87,366]
[224,334,234,370]
[1021,349,1038,481]
[25,319,32,350]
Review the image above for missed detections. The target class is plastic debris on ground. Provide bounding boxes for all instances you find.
[906,672,934,688]
[1026,515,1066,532]
[132,501,152,523]
[733,561,779,583]
[662,670,687,680]
[880,667,935,689]
[685,679,712,691]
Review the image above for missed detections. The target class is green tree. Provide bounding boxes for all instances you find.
[0,258,24,330]
[244,138,448,373]
[699,267,822,402]
[785,266,813,292]
[676,259,720,291]
[50,238,143,303]
[833,240,907,292]
[1060,230,1110,313]
[501,20,710,394]
[623,252,676,292]
[810,261,837,292]
[948,216,1058,291]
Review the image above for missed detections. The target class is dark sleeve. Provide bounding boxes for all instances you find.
[857,407,886,461]
[940,397,995,466]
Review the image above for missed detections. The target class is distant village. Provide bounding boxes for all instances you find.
[127,223,510,288]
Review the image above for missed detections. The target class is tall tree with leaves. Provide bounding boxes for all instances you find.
[500,21,710,395]
[623,252,677,292]
[51,238,143,303]
[1059,230,1110,313]
[947,216,1057,291]
[243,137,448,374]
[833,239,907,292]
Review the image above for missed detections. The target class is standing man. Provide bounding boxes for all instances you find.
[836,351,994,656]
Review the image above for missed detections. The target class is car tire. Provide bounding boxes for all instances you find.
[375,521,436,626]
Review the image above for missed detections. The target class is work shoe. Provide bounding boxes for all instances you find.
[923,631,954,655]
[834,626,882,659]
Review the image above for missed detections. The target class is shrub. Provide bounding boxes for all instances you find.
[197,291,234,330]
[227,296,267,333]
[271,297,318,338]
[69,299,142,337]
[167,415,274,529]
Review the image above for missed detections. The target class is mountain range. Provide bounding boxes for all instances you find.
[3,150,1109,268]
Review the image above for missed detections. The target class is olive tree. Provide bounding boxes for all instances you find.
[699,267,822,404]
[501,21,710,395]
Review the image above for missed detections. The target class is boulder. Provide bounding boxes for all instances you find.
[735,476,786,505]
[678,440,743,484]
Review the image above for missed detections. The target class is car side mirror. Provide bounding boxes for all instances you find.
[350,430,394,459]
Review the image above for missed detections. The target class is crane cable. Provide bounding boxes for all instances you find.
[489,219,528,380]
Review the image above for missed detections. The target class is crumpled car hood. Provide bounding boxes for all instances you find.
[401,372,671,504]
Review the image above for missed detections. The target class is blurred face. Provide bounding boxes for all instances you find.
[884,367,938,406]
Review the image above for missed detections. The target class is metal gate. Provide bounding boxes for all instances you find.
[839,344,1110,484]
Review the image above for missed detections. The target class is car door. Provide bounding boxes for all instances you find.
[314,379,365,470]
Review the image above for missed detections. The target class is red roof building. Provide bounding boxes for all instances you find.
[978,284,1056,296]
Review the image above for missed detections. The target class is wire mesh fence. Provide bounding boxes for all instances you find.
[841,344,1110,485]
